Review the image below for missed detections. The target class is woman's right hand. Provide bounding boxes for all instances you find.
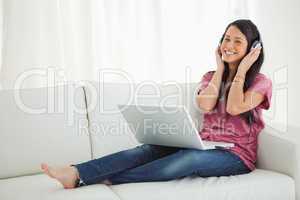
[215,45,225,72]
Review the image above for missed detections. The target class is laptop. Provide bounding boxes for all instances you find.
[118,104,234,150]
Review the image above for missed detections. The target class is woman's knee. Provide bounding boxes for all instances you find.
[180,149,204,163]
[125,144,160,158]
[159,150,202,176]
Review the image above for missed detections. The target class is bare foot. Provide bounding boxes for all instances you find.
[41,163,79,189]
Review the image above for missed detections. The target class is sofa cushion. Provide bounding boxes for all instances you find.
[110,169,295,200]
[83,82,203,159]
[0,84,91,178]
[0,174,120,200]
[83,82,141,158]
[257,125,300,200]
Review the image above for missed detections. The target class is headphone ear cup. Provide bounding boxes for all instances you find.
[251,40,261,49]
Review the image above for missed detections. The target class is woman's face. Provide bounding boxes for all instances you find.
[220,25,248,65]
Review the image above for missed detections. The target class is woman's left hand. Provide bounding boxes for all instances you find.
[238,47,262,73]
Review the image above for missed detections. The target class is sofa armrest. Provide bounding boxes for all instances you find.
[257,124,300,200]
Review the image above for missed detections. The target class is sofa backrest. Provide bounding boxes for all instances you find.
[0,81,284,179]
[83,81,203,159]
[0,84,92,179]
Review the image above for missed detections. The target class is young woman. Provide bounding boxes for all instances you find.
[41,19,272,189]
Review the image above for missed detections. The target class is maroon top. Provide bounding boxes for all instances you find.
[198,71,273,170]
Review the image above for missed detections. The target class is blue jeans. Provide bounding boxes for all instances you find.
[73,144,251,186]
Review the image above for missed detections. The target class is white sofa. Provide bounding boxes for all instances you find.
[0,82,298,200]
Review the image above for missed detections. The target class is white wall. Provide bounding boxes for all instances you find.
[247,0,300,130]
[0,0,299,130]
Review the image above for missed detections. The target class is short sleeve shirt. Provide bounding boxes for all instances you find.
[198,71,273,171]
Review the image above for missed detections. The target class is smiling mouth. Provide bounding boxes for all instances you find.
[224,51,237,56]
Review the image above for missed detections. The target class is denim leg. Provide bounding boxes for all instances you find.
[73,144,180,185]
[108,148,251,185]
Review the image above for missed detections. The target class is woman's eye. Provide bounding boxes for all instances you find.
[224,38,230,41]
[235,40,241,44]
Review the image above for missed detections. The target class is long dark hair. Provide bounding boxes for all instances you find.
[217,19,264,125]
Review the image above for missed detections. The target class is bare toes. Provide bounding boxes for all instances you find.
[41,163,54,178]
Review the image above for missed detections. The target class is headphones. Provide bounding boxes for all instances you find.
[251,40,262,49]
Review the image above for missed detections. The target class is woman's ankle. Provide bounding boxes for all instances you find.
[101,179,112,185]
[71,166,80,180]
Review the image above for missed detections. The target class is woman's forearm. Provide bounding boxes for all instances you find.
[197,68,224,112]
[226,70,246,114]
